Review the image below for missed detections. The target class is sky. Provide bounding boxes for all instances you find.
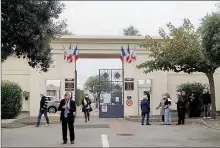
[57,1,218,89]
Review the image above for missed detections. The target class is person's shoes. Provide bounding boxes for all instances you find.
[146,123,151,125]
[88,118,90,121]
[141,123,144,125]
[85,120,87,122]
[35,125,39,127]
[46,124,49,127]
[176,123,181,125]
[62,141,67,144]
[207,117,211,119]
[203,117,207,119]
[71,141,74,144]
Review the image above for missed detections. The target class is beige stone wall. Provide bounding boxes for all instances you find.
[2,56,30,111]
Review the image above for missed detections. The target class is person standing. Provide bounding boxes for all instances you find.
[156,94,167,124]
[164,93,172,125]
[82,95,92,122]
[35,94,49,127]
[141,95,151,125]
[58,92,76,144]
[202,89,211,119]
[176,91,187,125]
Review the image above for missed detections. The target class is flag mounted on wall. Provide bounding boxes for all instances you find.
[73,45,79,61]
[126,45,132,63]
[120,46,126,61]
[131,47,136,61]
[63,44,73,63]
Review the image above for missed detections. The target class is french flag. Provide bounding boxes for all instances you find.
[126,45,132,63]
[73,46,79,61]
[67,44,73,63]
[120,46,126,61]
[131,48,136,61]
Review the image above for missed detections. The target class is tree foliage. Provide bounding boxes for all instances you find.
[76,89,84,106]
[199,4,220,66]
[62,29,74,35]
[1,0,66,72]
[123,25,141,36]
[177,82,208,96]
[137,19,218,118]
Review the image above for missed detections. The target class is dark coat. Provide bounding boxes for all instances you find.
[58,99,76,121]
[177,96,187,111]
[81,98,91,112]
[202,93,211,105]
[40,96,48,110]
[141,99,150,113]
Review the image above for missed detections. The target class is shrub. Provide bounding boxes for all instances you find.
[1,80,23,119]
[176,82,208,96]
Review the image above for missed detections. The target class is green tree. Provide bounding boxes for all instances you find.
[76,89,84,106]
[137,19,219,118]
[199,4,220,66]
[1,1,66,72]
[123,25,141,36]
[62,29,74,35]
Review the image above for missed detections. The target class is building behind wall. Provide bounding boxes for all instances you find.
[2,35,220,116]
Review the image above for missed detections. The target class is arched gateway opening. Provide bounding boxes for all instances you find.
[76,54,124,118]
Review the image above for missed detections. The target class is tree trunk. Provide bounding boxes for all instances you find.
[206,72,216,119]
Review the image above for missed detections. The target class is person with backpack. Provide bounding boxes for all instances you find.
[82,94,92,122]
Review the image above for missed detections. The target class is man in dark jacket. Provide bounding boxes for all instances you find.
[35,94,49,127]
[202,89,211,119]
[58,92,76,144]
[141,95,151,125]
[176,91,187,125]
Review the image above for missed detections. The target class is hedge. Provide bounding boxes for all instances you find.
[1,80,23,119]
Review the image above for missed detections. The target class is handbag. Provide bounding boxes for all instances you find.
[89,105,93,112]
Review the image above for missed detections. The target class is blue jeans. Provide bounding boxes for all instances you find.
[164,108,171,125]
[141,112,149,125]
[204,104,210,118]
[37,109,49,125]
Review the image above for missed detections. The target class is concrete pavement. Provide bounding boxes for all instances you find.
[2,116,220,147]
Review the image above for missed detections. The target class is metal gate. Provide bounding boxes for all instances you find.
[98,69,124,118]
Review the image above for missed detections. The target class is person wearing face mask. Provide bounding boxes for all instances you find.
[156,94,167,125]
[58,92,76,144]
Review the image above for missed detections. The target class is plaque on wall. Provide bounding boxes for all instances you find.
[125,82,134,91]
[65,78,74,91]
[125,78,134,81]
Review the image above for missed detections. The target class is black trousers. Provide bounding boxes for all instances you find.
[162,115,164,122]
[62,115,75,142]
[178,109,185,124]
[84,109,90,121]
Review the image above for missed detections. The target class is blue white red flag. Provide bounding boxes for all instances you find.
[120,46,126,61]
[73,46,79,61]
[126,45,132,63]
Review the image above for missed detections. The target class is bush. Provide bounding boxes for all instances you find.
[177,82,209,117]
[177,82,208,95]
[1,80,23,119]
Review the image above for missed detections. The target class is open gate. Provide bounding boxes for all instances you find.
[98,69,124,118]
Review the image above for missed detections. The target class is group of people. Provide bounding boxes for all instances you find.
[35,93,92,144]
[141,89,211,125]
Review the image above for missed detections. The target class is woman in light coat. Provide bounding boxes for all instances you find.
[156,94,167,124]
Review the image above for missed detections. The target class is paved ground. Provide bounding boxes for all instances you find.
[2,117,220,147]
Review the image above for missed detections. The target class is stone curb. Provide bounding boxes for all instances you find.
[198,119,220,131]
